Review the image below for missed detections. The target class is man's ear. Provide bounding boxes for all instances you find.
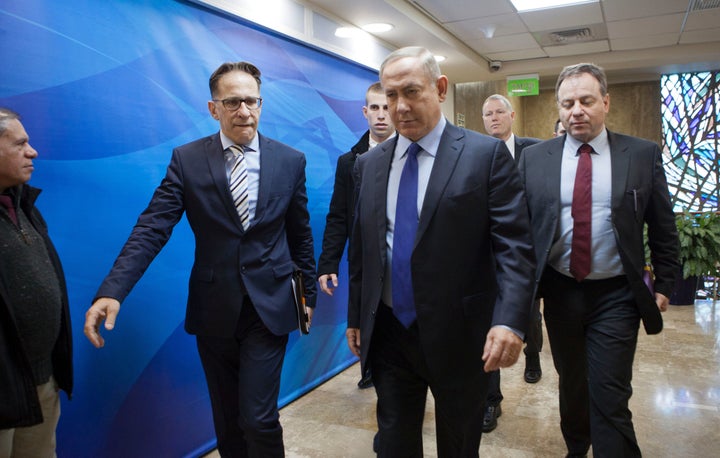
[436,75,448,103]
[208,101,219,120]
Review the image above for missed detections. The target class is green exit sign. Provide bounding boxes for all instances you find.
[507,74,539,96]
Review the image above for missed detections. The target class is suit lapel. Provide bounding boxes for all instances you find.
[253,134,275,229]
[544,136,564,213]
[415,124,463,246]
[608,131,630,210]
[207,134,244,230]
[374,139,395,260]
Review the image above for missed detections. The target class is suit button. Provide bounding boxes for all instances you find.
[241,266,246,273]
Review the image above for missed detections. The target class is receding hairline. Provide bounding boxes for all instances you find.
[482,94,513,112]
[0,108,20,136]
[379,46,441,85]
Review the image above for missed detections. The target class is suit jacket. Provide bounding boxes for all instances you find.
[96,132,317,337]
[348,121,536,383]
[513,136,541,164]
[317,131,370,275]
[518,131,679,334]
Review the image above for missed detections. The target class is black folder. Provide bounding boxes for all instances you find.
[292,269,310,334]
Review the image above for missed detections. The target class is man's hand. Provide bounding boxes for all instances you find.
[307,306,314,329]
[655,292,670,312]
[84,297,121,348]
[318,273,339,296]
[346,327,361,357]
[482,326,523,372]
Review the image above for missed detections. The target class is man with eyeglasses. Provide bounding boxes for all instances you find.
[84,62,316,457]
[317,81,395,390]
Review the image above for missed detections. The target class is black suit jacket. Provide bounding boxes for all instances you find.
[96,132,317,337]
[513,135,541,164]
[317,131,370,275]
[518,131,679,334]
[348,121,536,383]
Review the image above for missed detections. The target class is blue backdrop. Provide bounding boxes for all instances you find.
[0,0,377,456]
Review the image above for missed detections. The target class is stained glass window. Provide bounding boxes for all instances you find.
[661,71,720,212]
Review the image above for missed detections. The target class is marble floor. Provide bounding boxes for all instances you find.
[204,301,720,457]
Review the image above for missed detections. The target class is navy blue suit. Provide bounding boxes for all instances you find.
[96,132,316,457]
[349,122,536,456]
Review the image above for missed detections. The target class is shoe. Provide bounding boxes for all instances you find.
[357,373,373,389]
[524,367,542,383]
[482,404,502,433]
[524,355,542,384]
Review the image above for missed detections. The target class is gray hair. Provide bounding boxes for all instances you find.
[483,94,513,112]
[380,46,441,85]
[0,108,20,135]
[555,63,608,99]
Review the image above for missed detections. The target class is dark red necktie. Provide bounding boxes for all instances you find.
[0,195,18,226]
[570,143,593,281]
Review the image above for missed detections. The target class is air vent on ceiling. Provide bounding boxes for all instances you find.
[691,0,720,11]
[534,23,608,46]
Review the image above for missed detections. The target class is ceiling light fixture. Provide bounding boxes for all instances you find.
[361,23,393,33]
[335,27,366,38]
[434,55,446,63]
[510,0,597,12]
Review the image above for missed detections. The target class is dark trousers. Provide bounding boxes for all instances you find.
[485,298,543,407]
[542,267,642,458]
[485,370,502,407]
[524,298,543,361]
[196,298,288,458]
[369,304,487,458]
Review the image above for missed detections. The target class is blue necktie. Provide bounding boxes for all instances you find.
[392,143,421,328]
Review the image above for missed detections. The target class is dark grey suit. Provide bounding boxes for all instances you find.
[518,130,679,456]
[349,121,536,456]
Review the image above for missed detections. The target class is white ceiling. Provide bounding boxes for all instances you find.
[304,0,720,86]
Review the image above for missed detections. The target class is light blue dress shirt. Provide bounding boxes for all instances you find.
[549,129,625,279]
[381,117,446,306]
[220,131,260,225]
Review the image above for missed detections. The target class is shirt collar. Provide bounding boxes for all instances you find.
[219,131,259,152]
[395,116,446,159]
[565,127,608,155]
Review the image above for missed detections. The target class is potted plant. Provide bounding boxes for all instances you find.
[671,210,720,304]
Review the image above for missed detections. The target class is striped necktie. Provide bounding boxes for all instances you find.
[229,144,250,230]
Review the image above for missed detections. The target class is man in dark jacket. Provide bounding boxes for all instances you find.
[317,82,394,389]
[480,94,543,433]
[0,108,73,457]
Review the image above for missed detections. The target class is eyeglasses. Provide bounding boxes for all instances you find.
[213,96,263,111]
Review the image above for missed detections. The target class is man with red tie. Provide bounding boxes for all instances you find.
[518,63,679,457]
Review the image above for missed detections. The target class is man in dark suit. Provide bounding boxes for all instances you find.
[318,81,394,389]
[84,62,316,457]
[347,46,536,457]
[518,63,679,457]
[480,94,543,433]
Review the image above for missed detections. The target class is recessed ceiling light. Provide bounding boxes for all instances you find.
[362,23,393,33]
[335,27,366,38]
[510,0,597,12]
[434,55,446,63]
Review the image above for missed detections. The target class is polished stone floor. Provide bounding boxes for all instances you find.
[204,301,720,457]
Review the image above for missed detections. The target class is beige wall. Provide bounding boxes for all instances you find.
[455,80,662,144]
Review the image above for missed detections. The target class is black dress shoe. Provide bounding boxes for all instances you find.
[482,404,502,433]
[357,373,373,389]
[524,368,542,384]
